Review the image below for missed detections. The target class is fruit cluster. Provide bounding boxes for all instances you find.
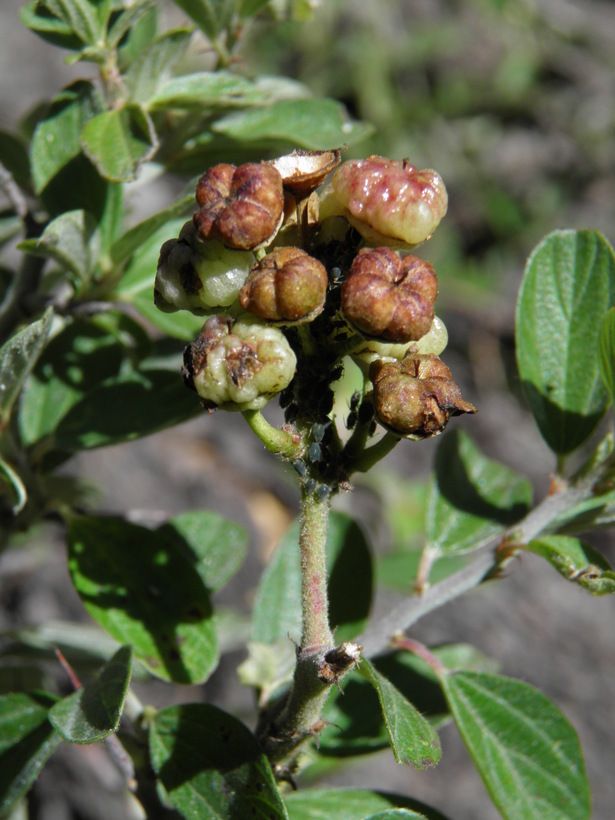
[155,150,475,437]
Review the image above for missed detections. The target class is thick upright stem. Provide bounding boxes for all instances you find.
[299,487,334,651]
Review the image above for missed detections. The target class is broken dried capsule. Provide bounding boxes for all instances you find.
[370,353,476,438]
[238,247,328,323]
[182,315,296,411]
[268,148,341,196]
[194,162,284,250]
[321,155,447,248]
[341,247,438,342]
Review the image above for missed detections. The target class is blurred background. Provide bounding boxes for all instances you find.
[1,0,614,817]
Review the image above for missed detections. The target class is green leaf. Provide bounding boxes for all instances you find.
[156,511,248,592]
[426,430,532,555]
[358,659,441,769]
[53,367,199,450]
[18,315,136,448]
[516,230,615,455]
[285,790,443,820]
[526,536,615,595]
[149,703,287,819]
[213,98,374,149]
[442,671,590,819]
[124,28,193,105]
[599,308,615,404]
[0,692,61,814]
[251,512,373,644]
[172,0,236,40]
[367,812,427,820]
[18,210,100,282]
[20,1,87,51]
[48,645,132,743]
[149,71,268,110]
[0,308,53,428]
[67,515,218,683]
[41,0,101,45]
[80,105,158,182]
[107,0,156,48]
[110,197,192,267]
[320,648,452,757]
[0,130,31,192]
[31,81,102,194]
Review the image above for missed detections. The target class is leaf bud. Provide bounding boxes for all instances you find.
[155,221,254,314]
[193,162,284,250]
[341,247,438,342]
[182,315,296,411]
[369,353,476,439]
[320,156,447,248]
[238,247,328,324]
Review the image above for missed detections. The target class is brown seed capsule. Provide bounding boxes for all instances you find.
[370,353,476,438]
[268,149,342,196]
[238,247,328,323]
[193,162,284,250]
[341,247,438,342]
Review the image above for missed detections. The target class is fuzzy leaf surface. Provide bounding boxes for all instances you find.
[0,692,61,814]
[30,81,102,193]
[18,210,100,282]
[516,230,615,454]
[80,105,157,182]
[0,308,53,428]
[426,430,532,555]
[48,646,132,743]
[599,308,615,404]
[156,511,248,592]
[527,536,615,595]
[124,28,193,104]
[149,703,287,819]
[442,672,590,819]
[285,790,443,820]
[148,71,268,109]
[213,98,374,149]
[358,659,441,769]
[67,516,218,683]
[172,0,235,40]
[251,512,373,644]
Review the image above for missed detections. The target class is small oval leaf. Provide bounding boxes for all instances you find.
[527,535,615,595]
[516,230,615,455]
[442,671,591,819]
[358,659,441,769]
[149,703,287,819]
[426,430,532,555]
[49,646,132,743]
[67,516,218,683]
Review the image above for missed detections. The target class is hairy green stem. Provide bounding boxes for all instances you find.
[259,485,336,767]
[299,487,335,651]
[241,409,303,459]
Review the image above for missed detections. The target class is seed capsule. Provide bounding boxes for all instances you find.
[370,353,476,438]
[321,156,447,248]
[341,247,438,343]
[194,162,284,250]
[238,247,328,323]
[182,315,296,411]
